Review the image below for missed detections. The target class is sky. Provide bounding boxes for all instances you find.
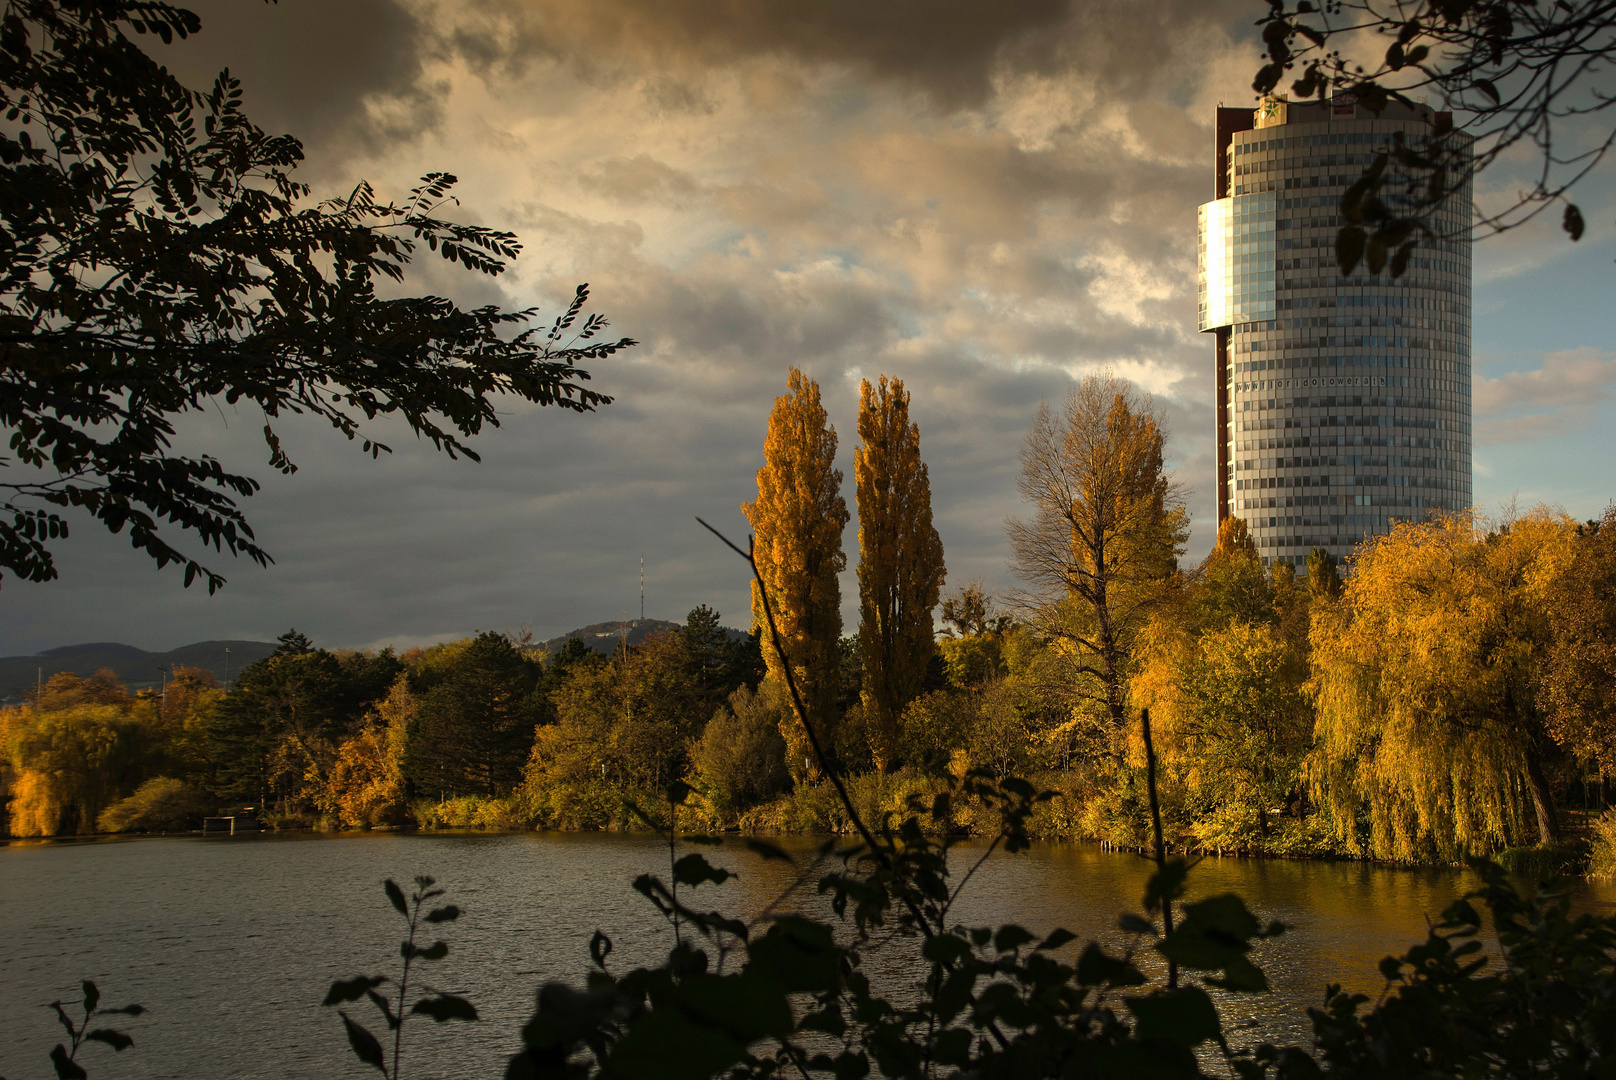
[3,0,1615,656]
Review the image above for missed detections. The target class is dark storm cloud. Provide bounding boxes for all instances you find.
[447,0,1070,109]
[443,0,1249,112]
[157,0,441,166]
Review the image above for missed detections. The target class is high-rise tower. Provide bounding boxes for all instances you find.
[1198,94,1474,568]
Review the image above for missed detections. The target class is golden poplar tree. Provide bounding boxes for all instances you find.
[742,369,849,782]
[854,376,946,771]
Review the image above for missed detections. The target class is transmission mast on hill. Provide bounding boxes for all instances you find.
[640,553,645,624]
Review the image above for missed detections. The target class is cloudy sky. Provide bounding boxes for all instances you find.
[3,0,1615,656]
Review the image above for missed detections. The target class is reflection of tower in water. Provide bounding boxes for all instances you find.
[1199,94,1474,568]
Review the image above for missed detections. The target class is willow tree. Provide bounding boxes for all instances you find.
[742,369,849,782]
[1308,510,1576,860]
[1542,506,1616,804]
[854,376,946,771]
[1008,375,1187,739]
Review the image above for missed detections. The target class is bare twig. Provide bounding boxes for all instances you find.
[1140,707,1177,990]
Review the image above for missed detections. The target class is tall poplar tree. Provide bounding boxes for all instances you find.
[855,376,945,771]
[742,369,849,782]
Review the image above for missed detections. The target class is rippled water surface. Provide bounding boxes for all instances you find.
[2,832,1612,1079]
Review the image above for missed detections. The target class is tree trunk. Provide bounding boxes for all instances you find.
[1601,768,1611,813]
[1524,752,1558,844]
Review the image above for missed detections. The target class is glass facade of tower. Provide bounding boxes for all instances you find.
[1199,96,1474,567]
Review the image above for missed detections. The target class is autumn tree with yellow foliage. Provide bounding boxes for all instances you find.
[1132,514,1312,850]
[1542,506,1616,804]
[743,369,850,782]
[1308,509,1578,861]
[854,376,946,771]
[1008,375,1187,738]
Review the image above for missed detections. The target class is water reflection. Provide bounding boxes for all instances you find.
[1,833,1610,1079]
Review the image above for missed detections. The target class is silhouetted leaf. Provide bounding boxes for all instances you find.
[49,1002,76,1040]
[1391,240,1416,277]
[324,976,386,1006]
[413,941,449,961]
[590,930,613,968]
[84,1029,133,1052]
[680,970,793,1042]
[1157,894,1275,992]
[49,1045,86,1080]
[1337,225,1367,274]
[1564,203,1585,240]
[1366,235,1388,274]
[922,933,973,966]
[412,994,478,1022]
[1119,913,1156,935]
[1077,942,1147,987]
[1143,858,1189,913]
[80,981,99,1015]
[339,1011,387,1073]
[606,1008,744,1080]
[424,905,460,924]
[993,925,1035,953]
[365,987,400,1030]
[1037,928,1077,951]
[1127,988,1223,1047]
[672,853,732,888]
[384,879,408,917]
[747,917,840,993]
[743,838,793,864]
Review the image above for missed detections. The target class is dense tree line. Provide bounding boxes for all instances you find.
[4,371,1614,874]
[0,616,764,835]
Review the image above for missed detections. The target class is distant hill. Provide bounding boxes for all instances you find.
[540,619,681,656]
[0,639,277,701]
[540,619,750,657]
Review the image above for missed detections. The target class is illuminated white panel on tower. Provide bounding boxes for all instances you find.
[1198,192,1276,332]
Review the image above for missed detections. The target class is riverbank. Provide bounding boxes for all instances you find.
[9,789,1614,882]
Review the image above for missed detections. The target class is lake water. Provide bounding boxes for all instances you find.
[3,832,1613,1079]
